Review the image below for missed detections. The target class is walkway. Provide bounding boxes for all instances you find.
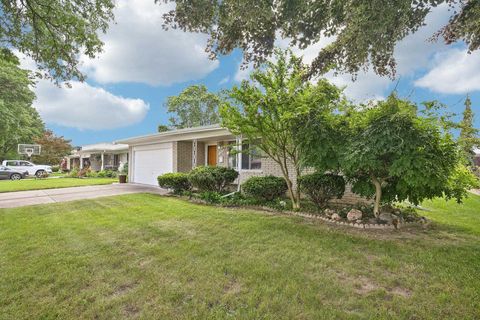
[0,184,167,209]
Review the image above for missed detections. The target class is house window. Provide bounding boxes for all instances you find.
[241,142,262,170]
[227,142,238,169]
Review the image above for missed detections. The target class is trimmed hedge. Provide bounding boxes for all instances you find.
[188,166,238,192]
[298,172,345,208]
[157,172,192,194]
[242,175,288,201]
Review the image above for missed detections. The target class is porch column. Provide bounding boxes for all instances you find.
[236,136,242,171]
[101,152,105,171]
[192,139,198,168]
[80,155,84,169]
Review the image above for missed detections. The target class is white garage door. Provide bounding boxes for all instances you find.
[133,143,173,186]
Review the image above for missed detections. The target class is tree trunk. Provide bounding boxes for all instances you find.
[286,178,300,209]
[372,177,382,217]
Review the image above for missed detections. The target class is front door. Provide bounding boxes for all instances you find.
[207,145,217,166]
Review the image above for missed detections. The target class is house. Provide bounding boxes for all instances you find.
[66,143,129,172]
[117,124,364,204]
[474,147,480,167]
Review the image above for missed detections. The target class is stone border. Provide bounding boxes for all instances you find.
[171,195,428,230]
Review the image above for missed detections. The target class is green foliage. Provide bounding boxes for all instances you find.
[164,85,221,129]
[31,130,72,165]
[198,191,223,204]
[0,1,114,82]
[342,94,471,215]
[68,168,79,178]
[458,95,479,165]
[188,166,238,192]
[157,173,192,194]
[157,125,170,132]
[0,49,45,160]
[298,173,346,209]
[51,166,60,173]
[97,170,117,178]
[120,162,128,175]
[444,164,480,202]
[161,1,479,79]
[221,49,344,209]
[242,176,288,201]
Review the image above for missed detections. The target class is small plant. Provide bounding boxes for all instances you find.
[188,166,238,192]
[51,165,60,173]
[120,162,128,175]
[97,170,117,178]
[242,175,288,201]
[199,191,223,204]
[157,172,192,194]
[298,173,345,209]
[68,167,79,178]
[85,170,98,178]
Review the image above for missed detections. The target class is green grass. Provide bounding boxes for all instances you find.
[0,194,479,319]
[0,177,116,193]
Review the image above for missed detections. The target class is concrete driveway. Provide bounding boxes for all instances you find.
[0,184,167,209]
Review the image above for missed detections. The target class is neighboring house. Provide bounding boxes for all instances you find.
[66,143,128,172]
[117,124,364,204]
[474,147,480,167]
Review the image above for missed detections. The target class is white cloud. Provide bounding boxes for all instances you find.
[218,76,230,85]
[81,0,218,86]
[33,80,149,130]
[414,49,480,94]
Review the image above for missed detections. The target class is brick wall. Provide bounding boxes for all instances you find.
[173,141,193,172]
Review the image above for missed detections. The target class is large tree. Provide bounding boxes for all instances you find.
[31,130,72,165]
[341,94,476,216]
[164,85,221,129]
[161,0,479,79]
[0,0,115,82]
[0,49,44,160]
[458,95,479,165]
[220,49,344,209]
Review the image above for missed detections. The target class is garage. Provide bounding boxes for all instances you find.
[132,143,173,185]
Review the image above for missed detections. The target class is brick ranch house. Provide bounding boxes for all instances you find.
[116,124,364,204]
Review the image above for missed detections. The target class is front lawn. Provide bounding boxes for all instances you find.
[0,194,479,319]
[0,177,116,193]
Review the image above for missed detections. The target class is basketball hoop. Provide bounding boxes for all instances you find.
[18,144,41,159]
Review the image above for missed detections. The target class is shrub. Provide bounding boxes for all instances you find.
[85,170,98,178]
[242,175,288,201]
[298,172,345,208]
[157,173,192,194]
[97,170,117,178]
[68,167,79,178]
[188,166,238,192]
[51,165,60,173]
[120,162,128,175]
[199,191,223,204]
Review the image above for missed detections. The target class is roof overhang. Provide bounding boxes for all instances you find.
[116,125,235,146]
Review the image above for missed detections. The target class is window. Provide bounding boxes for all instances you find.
[6,161,17,166]
[19,161,33,166]
[241,142,262,170]
[227,142,238,169]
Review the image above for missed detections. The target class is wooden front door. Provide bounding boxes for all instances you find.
[207,145,217,166]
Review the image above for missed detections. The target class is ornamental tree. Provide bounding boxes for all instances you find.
[220,49,344,209]
[342,94,476,216]
[458,95,480,165]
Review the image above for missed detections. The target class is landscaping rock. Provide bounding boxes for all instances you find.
[378,212,398,224]
[331,213,341,221]
[324,208,336,217]
[347,209,363,221]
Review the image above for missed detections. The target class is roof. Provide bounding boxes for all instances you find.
[70,142,129,156]
[116,124,234,146]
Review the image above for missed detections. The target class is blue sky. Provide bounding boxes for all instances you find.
[20,0,480,146]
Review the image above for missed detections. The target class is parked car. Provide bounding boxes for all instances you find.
[0,166,28,180]
[2,160,52,178]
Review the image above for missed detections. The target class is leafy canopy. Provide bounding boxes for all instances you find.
[0,49,44,160]
[0,0,115,82]
[164,85,221,129]
[32,130,72,165]
[160,0,479,79]
[220,48,344,209]
[341,95,476,213]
